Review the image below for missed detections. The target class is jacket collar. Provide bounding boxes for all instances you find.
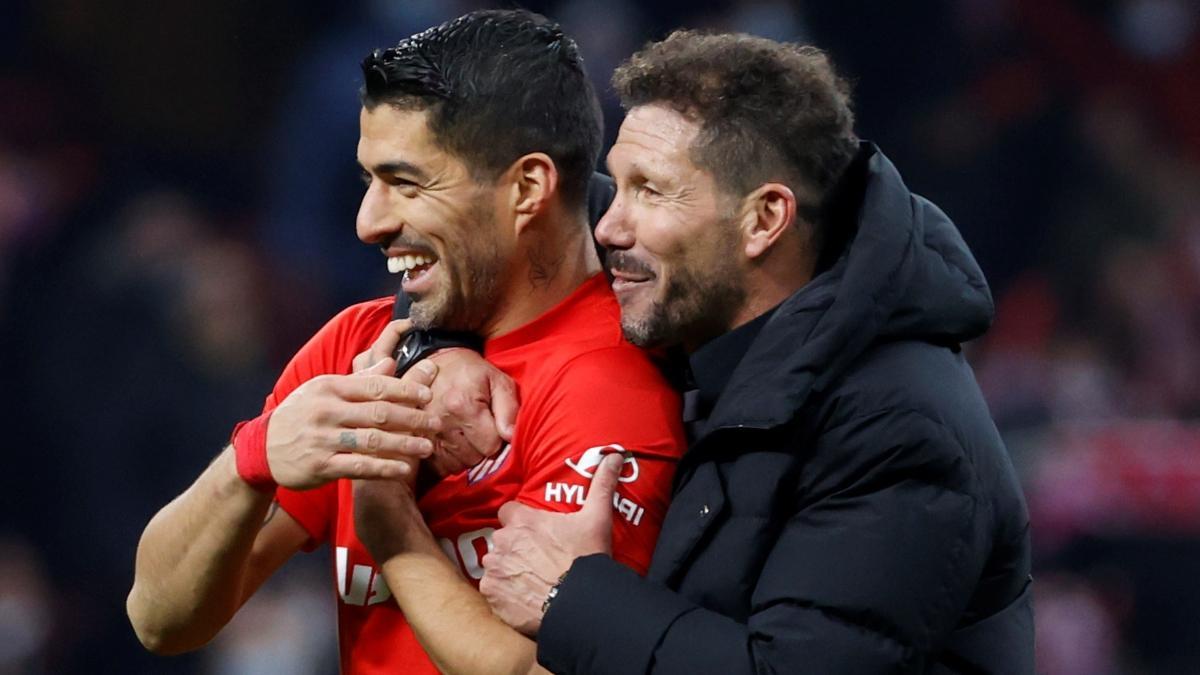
[686,303,778,424]
[698,142,991,436]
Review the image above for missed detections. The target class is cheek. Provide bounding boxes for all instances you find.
[638,214,695,273]
[449,225,503,286]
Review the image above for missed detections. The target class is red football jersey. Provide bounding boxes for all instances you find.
[271,274,684,675]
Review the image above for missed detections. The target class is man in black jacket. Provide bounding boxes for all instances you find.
[479,31,1034,673]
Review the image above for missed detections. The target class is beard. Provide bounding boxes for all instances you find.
[620,264,745,348]
[409,197,507,332]
[616,221,746,349]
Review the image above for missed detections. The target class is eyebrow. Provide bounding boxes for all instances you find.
[605,154,639,180]
[609,157,664,186]
[360,159,430,183]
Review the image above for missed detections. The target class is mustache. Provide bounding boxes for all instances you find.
[606,250,655,277]
[380,234,435,255]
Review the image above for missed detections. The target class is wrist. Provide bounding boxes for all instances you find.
[231,411,276,493]
[427,346,476,362]
[215,446,271,501]
[541,568,570,617]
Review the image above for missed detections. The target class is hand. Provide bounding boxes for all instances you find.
[352,477,425,563]
[351,319,520,479]
[350,318,412,373]
[424,348,519,478]
[480,453,622,636]
[265,358,441,490]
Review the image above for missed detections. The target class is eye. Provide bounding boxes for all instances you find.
[359,169,372,186]
[385,176,421,193]
[634,182,660,198]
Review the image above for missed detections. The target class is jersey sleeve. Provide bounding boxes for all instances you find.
[263,298,395,550]
[514,346,685,575]
[275,482,338,551]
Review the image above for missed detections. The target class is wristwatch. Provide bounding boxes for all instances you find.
[541,570,570,616]
[393,329,484,378]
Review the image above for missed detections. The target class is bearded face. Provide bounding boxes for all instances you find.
[356,105,513,333]
[597,104,748,349]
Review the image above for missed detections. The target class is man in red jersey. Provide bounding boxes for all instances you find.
[126,10,684,674]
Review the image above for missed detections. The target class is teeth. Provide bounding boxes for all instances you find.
[387,254,436,274]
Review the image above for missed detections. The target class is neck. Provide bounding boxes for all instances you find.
[478,214,600,339]
[731,273,808,330]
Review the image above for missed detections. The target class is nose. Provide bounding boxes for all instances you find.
[595,192,634,251]
[355,180,395,245]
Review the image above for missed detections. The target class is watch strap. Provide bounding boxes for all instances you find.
[541,569,570,616]
[393,328,484,378]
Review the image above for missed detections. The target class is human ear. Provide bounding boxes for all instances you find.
[510,153,558,235]
[742,183,797,260]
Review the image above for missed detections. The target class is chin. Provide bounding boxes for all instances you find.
[619,309,664,348]
[409,299,447,331]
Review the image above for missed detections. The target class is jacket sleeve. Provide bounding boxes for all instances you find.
[537,408,993,674]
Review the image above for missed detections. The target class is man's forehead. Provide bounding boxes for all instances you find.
[610,104,701,172]
[360,103,429,132]
[359,108,472,189]
[358,105,435,158]
[614,105,697,154]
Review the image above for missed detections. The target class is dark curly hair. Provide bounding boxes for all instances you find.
[613,31,858,220]
[360,10,603,208]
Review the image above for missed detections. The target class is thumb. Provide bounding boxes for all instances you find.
[399,359,438,388]
[361,357,396,376]
[580,452,623,520]
[489,371,520,441]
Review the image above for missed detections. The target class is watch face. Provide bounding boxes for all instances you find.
[396,331,421,362]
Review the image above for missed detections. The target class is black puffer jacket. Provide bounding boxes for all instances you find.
[538,144,1034,674]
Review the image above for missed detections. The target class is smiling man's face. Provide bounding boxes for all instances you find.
[596,104,746,349]
[355,104,510,331]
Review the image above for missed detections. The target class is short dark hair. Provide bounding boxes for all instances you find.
[361,10,603,207]
[613,31,857,218]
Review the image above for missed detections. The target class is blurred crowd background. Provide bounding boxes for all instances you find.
[2,0,1198,673]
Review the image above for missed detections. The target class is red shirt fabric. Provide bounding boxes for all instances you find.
[270,274,685,675]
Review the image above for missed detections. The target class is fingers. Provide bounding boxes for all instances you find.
[330,399,442,437]
[360,357,395,376]
[376,318,413,354]
[497,500,532,527]
[326,365,436,405]
[352,320,412,373]
[484,525,520,563]
[397,358,438,388]
[441,388,502,460]
[423,449,469,480]
[453,424,499,463]
[432,433,486,471]
[580,452,624,520]
[321,452,415,481]
[488,370,520,441]
[334,427,434,459]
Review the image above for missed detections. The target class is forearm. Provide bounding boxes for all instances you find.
[127,446,273,654]
[360,485,545,675]
[380,549,545,675]
[541,555,917,674]
[540,462,989,674]
[537,555,699,675]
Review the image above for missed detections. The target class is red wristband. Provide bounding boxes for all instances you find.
[231,411,276,493]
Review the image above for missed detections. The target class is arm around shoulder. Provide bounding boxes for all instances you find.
[538,409,994,674]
